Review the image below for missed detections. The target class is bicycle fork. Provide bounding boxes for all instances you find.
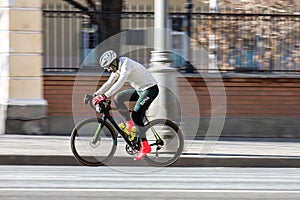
[91,117,106,146]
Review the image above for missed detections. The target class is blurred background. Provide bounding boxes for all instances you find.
[42,0,300,72]
[1,0,300,139]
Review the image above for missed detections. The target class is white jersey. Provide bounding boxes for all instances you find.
[95,57,157,98]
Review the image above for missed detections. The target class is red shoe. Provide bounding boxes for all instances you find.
[134,141,151,161]
[126,120,135,132]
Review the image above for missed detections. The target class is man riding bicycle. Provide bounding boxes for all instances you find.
[93,50,159,160]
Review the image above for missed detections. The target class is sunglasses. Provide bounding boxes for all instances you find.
[103,60,117,72]
[104,66,111,71]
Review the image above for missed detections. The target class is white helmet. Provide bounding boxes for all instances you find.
[99,50,117,69]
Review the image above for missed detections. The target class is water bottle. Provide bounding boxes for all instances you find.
[128,126,136,141]
[119,122,136,141]
[119,122,129,135]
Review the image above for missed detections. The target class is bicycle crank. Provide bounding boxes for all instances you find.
[125,144,138,155]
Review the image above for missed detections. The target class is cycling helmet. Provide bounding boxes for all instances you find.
[99,50,117,70]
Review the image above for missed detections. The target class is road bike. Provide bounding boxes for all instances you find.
[70,94,184,167]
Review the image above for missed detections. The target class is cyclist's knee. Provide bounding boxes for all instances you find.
[113,93,123,106]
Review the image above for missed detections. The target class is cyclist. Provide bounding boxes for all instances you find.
[93,50,159,160]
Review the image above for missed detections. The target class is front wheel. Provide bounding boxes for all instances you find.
[70,118,117,166]
[144,119,184,167]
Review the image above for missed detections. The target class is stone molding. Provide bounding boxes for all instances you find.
[5,98,48,134]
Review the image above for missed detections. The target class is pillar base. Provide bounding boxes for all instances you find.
[149,50,181,123]
[3,99,48,134]
[0,103,7,134]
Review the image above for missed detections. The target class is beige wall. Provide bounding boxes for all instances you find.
[0,0,47,134]
[0,0,43,99]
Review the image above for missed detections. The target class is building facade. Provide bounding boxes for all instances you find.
[0,0,47,134]
[1,0,300,137]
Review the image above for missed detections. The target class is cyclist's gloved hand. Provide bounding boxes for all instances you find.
[93,95,106,105]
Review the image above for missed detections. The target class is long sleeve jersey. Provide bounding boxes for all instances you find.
[94,57,157,98]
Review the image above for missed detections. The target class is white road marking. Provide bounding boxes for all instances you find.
[0,188,300,193]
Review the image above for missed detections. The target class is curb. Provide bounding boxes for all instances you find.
[1,155,300,167]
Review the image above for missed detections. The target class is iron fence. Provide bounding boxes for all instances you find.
[42,10,156,72]
[43,9,300,73]
[192,12,300,73]
[43,10,86,72]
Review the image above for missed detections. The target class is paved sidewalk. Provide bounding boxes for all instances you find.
[0,135,300,167]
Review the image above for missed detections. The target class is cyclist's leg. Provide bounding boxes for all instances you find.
[114,88,139,121]
[132,85,159,140]
[132,85,159,160]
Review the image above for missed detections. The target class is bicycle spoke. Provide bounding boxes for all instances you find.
[71,118,117,166]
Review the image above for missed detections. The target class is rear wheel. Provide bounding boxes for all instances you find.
[144,119,184,167]
[71,118,117,166]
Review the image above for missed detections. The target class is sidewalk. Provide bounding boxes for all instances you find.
[1,134,300,167]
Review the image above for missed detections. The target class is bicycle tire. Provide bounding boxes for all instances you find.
[71,118,117,166]
[144,119,184,167]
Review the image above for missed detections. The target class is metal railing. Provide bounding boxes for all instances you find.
[192,12,300,73]
[42,10,156,72]
[43,10,86,72]
[43,9,300,73]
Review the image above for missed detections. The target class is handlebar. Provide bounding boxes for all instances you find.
[84,94,135,114]
[84,94,112,113]
[84,94,95,109]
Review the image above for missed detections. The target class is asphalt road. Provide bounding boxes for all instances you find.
[1,166,300,200]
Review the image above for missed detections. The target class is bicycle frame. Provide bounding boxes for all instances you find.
[91,100,139,151]
[144,116,164,147]
[104,113,135,147]
[71,94,184,167]
[85,94,163,151]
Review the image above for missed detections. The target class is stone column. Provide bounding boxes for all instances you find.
[0,0,47,134]
[149,0,180,123]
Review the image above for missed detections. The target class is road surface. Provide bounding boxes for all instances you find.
[1,166,300,199]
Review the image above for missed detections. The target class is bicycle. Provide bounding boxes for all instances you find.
[70,94,184,167]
